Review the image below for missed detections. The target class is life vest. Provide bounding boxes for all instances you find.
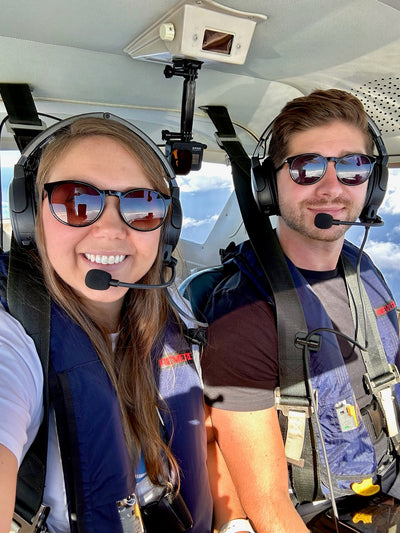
[48,303,212,533]
[0,252,212,533]
[203,239,400,498]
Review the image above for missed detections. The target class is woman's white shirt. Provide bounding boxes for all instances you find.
[0,303,43,464]
[0,303,68,532]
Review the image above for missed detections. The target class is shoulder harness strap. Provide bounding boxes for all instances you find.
[202,105,322,503]
[8,237,51,529]
[343,255,400,448]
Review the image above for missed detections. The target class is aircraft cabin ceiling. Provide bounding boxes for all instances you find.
[0,0,399,158]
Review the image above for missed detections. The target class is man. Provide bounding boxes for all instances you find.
[200,89,400,532]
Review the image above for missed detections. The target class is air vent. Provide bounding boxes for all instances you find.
[351,77,400,134]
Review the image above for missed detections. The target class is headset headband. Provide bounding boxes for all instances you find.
[252,119,275,161]
[253,115,387,161]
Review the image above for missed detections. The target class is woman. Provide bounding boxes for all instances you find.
[0,114,214,533]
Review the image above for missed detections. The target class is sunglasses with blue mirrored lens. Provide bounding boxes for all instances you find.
[276,153,377,186]
[43,180,171,231]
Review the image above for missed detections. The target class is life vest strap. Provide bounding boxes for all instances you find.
[275,387,313,467]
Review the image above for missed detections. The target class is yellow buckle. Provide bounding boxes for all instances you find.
[351,477,380,496]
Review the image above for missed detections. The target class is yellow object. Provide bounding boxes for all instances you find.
[352,512,373,524]
[134,501,145,532]
[346,404,359,427]
[351,477,380,496]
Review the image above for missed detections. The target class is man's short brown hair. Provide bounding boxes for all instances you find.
[268,89,374,167]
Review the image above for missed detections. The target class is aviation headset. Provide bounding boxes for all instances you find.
[251,114,389,223]
[9,112,182,267]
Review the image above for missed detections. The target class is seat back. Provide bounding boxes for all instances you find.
[179,266,225,321]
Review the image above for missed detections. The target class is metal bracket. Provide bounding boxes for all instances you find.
[364,364,400,438]
[364,363,400,394]
[274,387,313,418]
[11,504,50,532]
[275,388,313,467]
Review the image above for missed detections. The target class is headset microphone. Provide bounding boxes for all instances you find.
[85,268,176,291]
[314,212,384,230]
[84,267,209,327]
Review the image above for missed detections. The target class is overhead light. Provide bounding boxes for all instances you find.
[124,0,267,66]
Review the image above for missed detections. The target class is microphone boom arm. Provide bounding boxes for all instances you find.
[85,263,176,291]
[314,212,384,229]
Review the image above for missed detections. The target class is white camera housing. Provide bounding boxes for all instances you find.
[124,0,267,66]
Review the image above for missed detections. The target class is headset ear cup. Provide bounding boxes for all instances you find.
[360,114,389,222]
[162,193,182,266]
[251,156,279,216]
[360,160,388,222]
[9,163,37,248]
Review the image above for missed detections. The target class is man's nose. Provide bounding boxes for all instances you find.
[315,161,343,194]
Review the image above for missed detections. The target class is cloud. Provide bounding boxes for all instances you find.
[0,150,20,167]
[178,162,233,193]
[380,169,400,215]
[2,201,9,218]
[183,214,219,228]
[364,239,400,270]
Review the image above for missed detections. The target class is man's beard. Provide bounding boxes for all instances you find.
[279,198,362,242]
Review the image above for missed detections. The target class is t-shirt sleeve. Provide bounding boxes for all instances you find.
[0,304,43,465]
[201,298,278,411]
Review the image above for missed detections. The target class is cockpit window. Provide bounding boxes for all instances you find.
[1,151,400,304]
[1,150,19,219]
[179,161,234,244]
[353,167,400,304]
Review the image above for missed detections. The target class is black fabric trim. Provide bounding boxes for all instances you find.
[48,363,85,533]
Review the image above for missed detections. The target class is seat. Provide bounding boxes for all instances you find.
[179,266,224,321]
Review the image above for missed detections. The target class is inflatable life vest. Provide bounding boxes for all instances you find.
[48,303,212,533]
[0,250,212,533]
[203,239,400,499]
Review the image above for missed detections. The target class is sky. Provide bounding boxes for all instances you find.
[347,168,400,303]
[1,154,399,305]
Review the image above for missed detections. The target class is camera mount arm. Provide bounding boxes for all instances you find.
[162,58,203,143]
[162,59,206,175]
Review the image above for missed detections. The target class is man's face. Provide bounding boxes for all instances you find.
[277,120,369,243]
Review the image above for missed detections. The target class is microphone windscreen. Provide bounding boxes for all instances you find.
[314,213,333,229]
[85,269,112,290]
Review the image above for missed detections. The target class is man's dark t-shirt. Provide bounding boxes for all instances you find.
[202,267,370,411]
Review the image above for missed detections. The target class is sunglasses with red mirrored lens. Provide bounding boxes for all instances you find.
[43,180,171,231]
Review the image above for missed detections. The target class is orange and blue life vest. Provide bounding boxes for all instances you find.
[0,248,212,533]
[49,302,212,532]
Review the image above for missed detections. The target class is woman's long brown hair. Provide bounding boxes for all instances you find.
[34,117,180,490]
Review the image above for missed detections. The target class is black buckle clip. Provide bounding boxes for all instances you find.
[295,332,322,351]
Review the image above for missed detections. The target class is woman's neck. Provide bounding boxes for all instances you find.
[81,298,123,333]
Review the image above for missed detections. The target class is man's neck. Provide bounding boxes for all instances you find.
[277,222,344,271]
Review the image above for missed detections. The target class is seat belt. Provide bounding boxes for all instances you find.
[201,105,323,502]
[7,237,51,531]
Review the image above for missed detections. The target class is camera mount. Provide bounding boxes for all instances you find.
[162,58,206,175]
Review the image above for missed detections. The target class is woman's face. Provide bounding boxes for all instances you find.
[41,135,163,318]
